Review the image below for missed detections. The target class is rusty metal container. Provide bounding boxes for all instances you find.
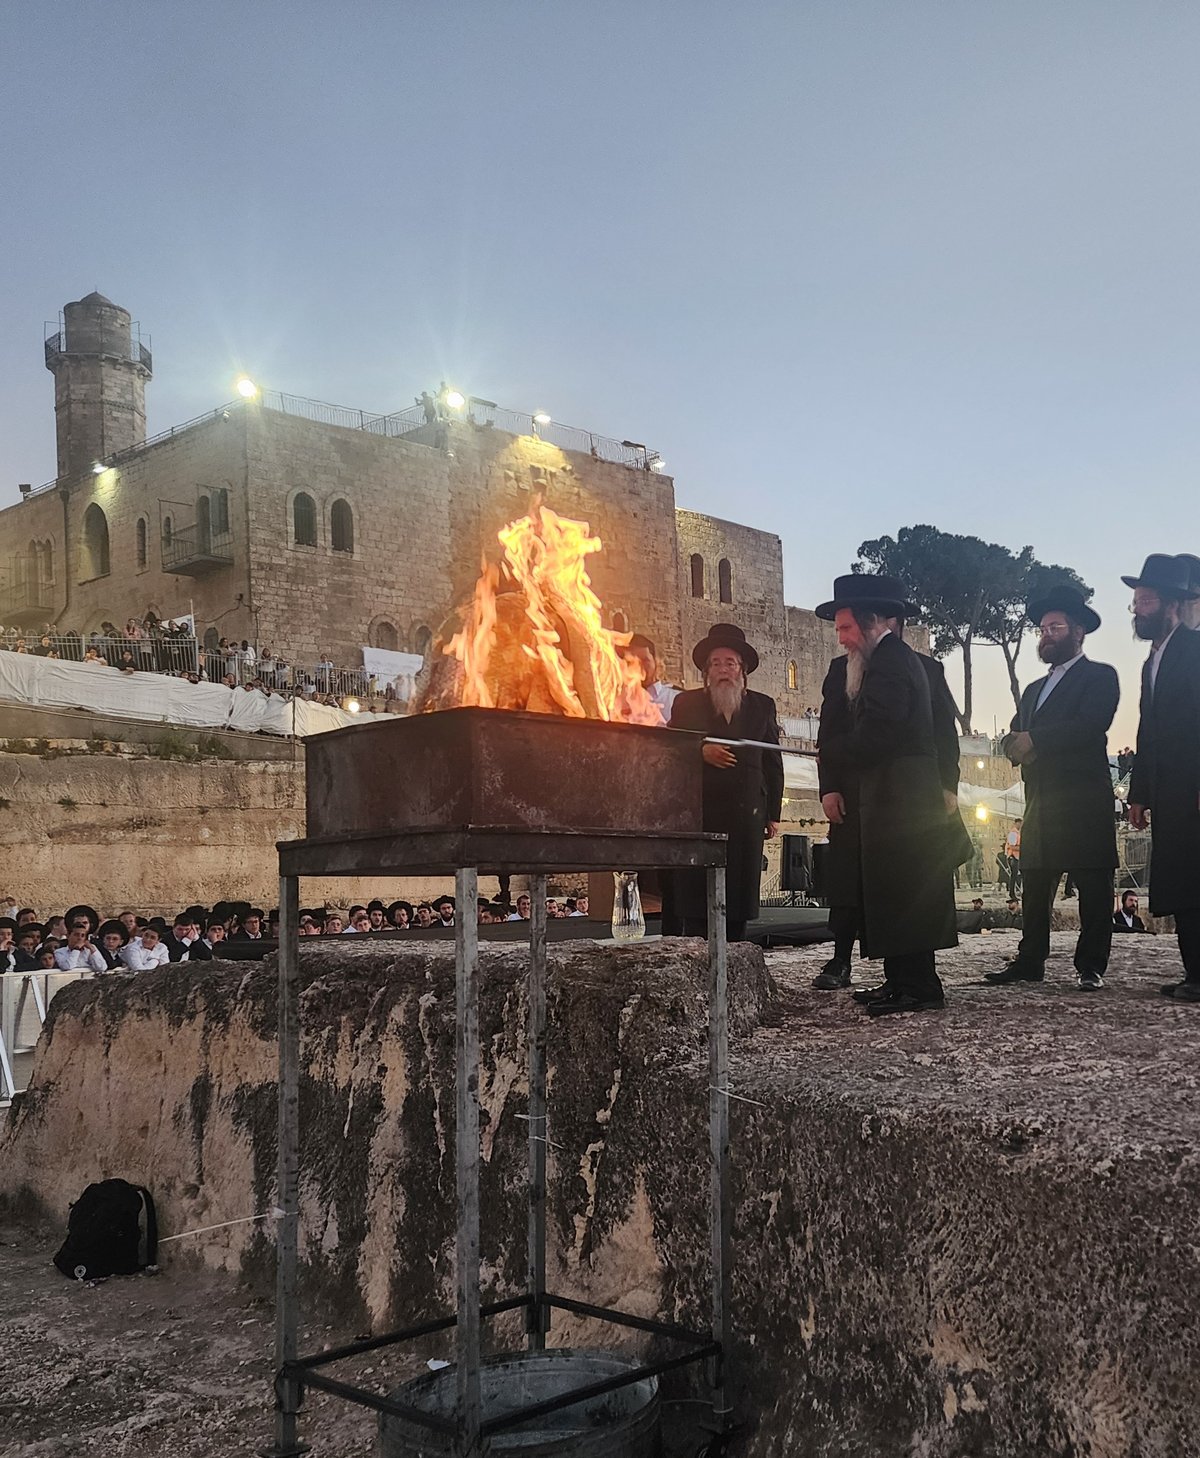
[304,708,703,840]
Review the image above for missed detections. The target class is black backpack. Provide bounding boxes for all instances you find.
[53,1180,158,1281]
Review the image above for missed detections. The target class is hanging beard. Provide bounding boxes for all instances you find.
[844,649,867,702]
[708,679,745,722]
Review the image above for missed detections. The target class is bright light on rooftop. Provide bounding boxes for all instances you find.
[445,389,465,410]
[92,461,106,475]
[344,697,361,714]
[533,410,552,426]
[236,376,259,399]
[974,804,989,822]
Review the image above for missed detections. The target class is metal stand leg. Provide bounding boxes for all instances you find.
[527,873,548,1350]
[264,874,309,1456]
[707,865,731,1426]
[455,867,482,1456]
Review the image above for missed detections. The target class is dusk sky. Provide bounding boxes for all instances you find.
[3,3,1197,744]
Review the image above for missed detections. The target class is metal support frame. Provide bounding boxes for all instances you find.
[267,831,731,1457]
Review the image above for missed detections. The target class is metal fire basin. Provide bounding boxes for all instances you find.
[304,707,704,841]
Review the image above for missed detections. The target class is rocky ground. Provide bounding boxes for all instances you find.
[1,928,1194,1458]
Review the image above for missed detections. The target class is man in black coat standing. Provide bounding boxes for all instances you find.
[814,575,962,990]
[669,624,783,941]
[812,578,959,1015]
[1125,555,1200,1001]
[985,587,1119,990]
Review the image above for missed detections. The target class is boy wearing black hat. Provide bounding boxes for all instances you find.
[1125,555,1200,1000]
[986,586,1118,991]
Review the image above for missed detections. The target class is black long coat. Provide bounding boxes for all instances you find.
[818,650,961,911]
[669,688,784,923]
[1129,627,1200,914]
[1002,657,1119,871]
[829,633,958,959]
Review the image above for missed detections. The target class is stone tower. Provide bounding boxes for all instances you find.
[44,291,152,482]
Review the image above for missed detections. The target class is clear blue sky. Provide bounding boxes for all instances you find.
[3,2,1197,744]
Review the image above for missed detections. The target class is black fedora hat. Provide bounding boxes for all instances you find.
[1121,553,1199,600]
[96,918,129,945]
[1027,585,1101,634]
[691,623,760,674]
[1176,553,1200,593]
[64,904,100,931]
[814,574,912,622]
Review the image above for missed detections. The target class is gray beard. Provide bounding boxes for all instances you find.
[708,680,745,723]
[845,649,867,702]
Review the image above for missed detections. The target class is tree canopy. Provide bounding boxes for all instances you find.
[854,525,1093,732]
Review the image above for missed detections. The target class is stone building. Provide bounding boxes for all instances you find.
[2,290,855,721]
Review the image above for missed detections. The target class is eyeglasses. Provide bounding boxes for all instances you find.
[1037,624,1072,637]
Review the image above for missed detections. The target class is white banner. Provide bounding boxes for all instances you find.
[361,647,423,697]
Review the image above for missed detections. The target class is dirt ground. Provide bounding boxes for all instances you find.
[0,1224,408,1458]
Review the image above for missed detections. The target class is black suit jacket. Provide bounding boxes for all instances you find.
[1002,656,1118,871]
[1130,626,1200,913]
[1112,911,1146,933]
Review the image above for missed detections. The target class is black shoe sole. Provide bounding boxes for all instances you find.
[868,998,945,1017]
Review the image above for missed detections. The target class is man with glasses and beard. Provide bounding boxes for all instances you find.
[813,574,961,990]
[809,578,958,1014]
[985,587,1118,991]
[1124,555,1200,1001]
[668,623,783,942]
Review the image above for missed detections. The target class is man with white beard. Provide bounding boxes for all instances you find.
[812,576,959,1015]
[814,575,962,992]
[668,624,783,942]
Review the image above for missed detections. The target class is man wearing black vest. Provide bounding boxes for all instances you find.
[985,586,1118,990]
[1125,555,1200,1001]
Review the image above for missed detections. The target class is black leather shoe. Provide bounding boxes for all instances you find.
[812,958,851,990]
[1077,970,1104,990]
[867,991,945,1016]
[852,982,893,1005]
[983,963,1045,985]
[1162,981,1200,1002]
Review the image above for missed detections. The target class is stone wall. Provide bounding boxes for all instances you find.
[2,937,1195,1456]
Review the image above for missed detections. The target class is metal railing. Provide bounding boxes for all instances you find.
[44,331,152,374]
[161,524,235,572]
[17,386,665,502]
[0,629,202,674]
[0,578,54,618]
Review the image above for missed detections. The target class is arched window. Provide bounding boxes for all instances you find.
[787,660,798,691]
[197,496,212,554]
[371,620,399,651]
[203,627,220,651]
[292,492,317,547]
[136,518,147,569]
[690,553,705,598]
[213,487,230,535]
[42,541,54,585]
[81,503,110,580]
[413,625,433,657]
[162,515,173,546]
[612,610,628,633]
[718,557,733,604]
[331,498,354,553]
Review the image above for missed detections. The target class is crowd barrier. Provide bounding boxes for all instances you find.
[0,968,90,1102]
[0,650,377,739]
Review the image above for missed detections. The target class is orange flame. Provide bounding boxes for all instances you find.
[445,501,664,725]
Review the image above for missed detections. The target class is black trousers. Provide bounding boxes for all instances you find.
[1005,857,1021,899]
[883,950,943,999]
[1016,867,1114,976]
[1175,907,1200,982]
[828,904,857,963]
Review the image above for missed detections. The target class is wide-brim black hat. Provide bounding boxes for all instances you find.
[1176,553,1200,593]
[387,901,414,920]
[1121,553,1199,600]
[814,574,912,622]
[65,904,100,929]
[691,623,760,674]
[97,919,130,945]
[1027,585,1101,634]
[0,917,16,933]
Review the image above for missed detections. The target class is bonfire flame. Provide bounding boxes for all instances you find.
[443,500,663,725]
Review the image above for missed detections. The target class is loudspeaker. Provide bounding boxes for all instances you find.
[780,834,812,892]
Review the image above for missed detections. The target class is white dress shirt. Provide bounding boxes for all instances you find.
[120,941,171,971]
[1149,625,1181,694]
[1035,650,1086,710]
[55,944,108,973]
[649,681,680,717]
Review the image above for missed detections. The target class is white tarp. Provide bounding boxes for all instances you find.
[0,650,370,739]
[361,647,423,700]
[957,780,1026,815]
[783,752,820,791]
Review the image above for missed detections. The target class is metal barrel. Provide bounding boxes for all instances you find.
[379,1349,660,1458]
